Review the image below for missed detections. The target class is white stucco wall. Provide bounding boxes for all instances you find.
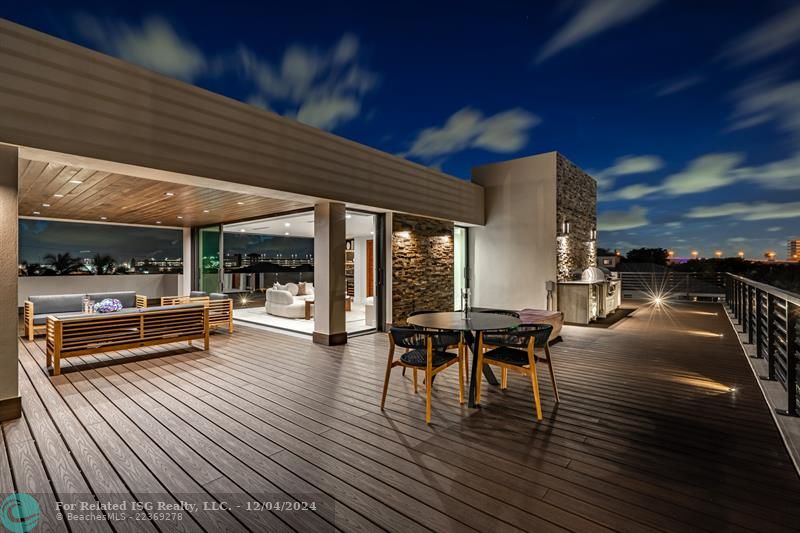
[469,152,558,311]
[18,274,181,307]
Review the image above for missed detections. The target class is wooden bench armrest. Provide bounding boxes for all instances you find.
[136,294,148,308]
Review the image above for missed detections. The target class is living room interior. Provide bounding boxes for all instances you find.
[224,210,378,335]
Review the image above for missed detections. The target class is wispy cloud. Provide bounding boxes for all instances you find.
[74,15,207,81]
[535,0,661,64]
[600,153,742,201]
[598,206,649,231]
[237,34,379,130]
[402,107,540,159]
[687,201,800,221]
[656,75,704,97]
[719,4,800,65]
[729,73,800,144]
[593,154,664,189]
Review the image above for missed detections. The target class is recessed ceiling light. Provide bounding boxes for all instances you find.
[165,192,174,197]
[33,211,40,215]
[284,232,290,235]
[346,214,352,219]
[203,209,209,213]
[54,194,64,198]
[284,222,291,227]
[100,216,107,220]
[237,201,244,205]
[370,231,375,235]
[42,203,50,207]
[177,216,183,219]
[240,229,246,232]
[69,180,82,184]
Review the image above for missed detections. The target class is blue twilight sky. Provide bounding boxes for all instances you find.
[3,1,800,259]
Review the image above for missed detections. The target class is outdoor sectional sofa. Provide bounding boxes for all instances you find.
[24,291,147,340]
[46,302,209,375]
[160,291,234,333]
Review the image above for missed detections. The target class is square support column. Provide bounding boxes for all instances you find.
[313,202,347,345]
[0,145,20,421]
[182,227,192,295]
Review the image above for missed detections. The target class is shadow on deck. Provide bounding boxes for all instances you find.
[2,301,799,532]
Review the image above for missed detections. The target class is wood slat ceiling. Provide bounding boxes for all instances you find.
[17,159,311,227]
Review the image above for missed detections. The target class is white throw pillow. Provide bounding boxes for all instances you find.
[286,282,299,296]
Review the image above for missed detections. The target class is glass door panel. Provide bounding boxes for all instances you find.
[199,225,222,293]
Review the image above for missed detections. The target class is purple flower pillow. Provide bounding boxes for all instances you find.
[94,298,123,313]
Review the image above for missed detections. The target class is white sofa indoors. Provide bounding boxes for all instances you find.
[266,282,314,319]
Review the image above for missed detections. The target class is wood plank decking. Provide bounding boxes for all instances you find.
[2,301,800,532]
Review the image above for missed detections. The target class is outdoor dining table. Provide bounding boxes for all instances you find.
[406,311,521,408]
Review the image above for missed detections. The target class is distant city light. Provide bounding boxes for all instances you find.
[714,250,722,258]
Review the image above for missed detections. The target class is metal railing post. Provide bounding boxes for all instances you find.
[767,293,776,380]
[780,302,798,417]
[755,289,763,358]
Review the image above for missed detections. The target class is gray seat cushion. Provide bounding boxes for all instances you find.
[140,303,206,313]
[29,293,85,314]
[209,292,229,300]
[33,306,142,325]
[190,291,208,298]
[86,291,137,309]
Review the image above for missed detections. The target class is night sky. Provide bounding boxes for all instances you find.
[19,220,181,263]
[5,1,800,259]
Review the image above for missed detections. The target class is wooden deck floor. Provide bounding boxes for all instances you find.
[3,301,800,532]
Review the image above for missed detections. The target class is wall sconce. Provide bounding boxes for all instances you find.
[560,220,571,235]
[396,230,411,239]
[590,228,597,240]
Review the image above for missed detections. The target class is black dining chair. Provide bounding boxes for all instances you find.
[382,327,465,424]
[475,308,520,387]
[404,309,464,384]
[475,323,557,421]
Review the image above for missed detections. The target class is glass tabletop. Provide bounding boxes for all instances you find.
[406,312,520,331]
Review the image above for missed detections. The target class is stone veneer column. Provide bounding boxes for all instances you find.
[391,214,454,323]
[313,202,347,345]
[0,145,20,421]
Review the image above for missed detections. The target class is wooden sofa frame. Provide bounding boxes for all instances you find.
[25,294,147,341]
[160,295,234,333]
[46,305,209,375]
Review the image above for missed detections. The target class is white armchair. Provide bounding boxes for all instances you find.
[265,282,315,319]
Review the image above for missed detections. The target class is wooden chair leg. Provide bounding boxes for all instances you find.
[425,367,433,424]
[380,357,394,410]
[545,344,559,402]
[457,349,465,404]
[412,368,418,394]
[475,351,484,404]
[501,368,508,390]
[528,351,543,421]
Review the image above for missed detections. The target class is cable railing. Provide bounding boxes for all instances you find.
[726,273,800,417]
[620,270,725,299]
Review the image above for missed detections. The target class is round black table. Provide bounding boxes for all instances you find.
[407,312,521,407]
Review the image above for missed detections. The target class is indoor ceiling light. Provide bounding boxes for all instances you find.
[69,180,82,184]
[165,192,174,197]
[237,201,244,205]
[33,211,40,215]
[42,203,50,207]
[177,216,183,219]
[346,214,352,219]
[156,221,162,224]
[240,229,246,232]
[54,194,64,198]
[284,222,291,227]
[203,209,209,213]
[100,216,107,220]
[284,232,290,235]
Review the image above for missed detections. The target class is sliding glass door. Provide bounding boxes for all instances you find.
[198,225,223,293]
[454,226,467,310]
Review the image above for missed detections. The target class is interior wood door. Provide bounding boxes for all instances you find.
[366,239,374,297]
